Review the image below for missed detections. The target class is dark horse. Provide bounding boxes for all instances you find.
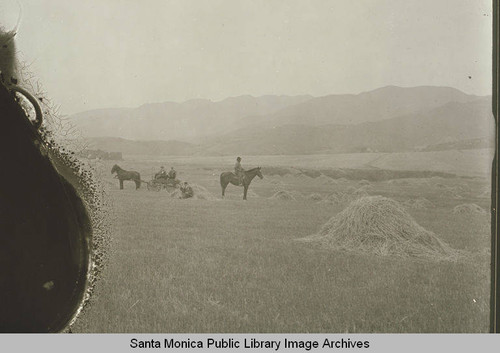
[220,167,263,200]
[111,164,141,189]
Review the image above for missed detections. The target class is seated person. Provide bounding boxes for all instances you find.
[155,166,167,179]
[168,167,177,180]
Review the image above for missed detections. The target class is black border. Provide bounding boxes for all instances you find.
[491,0,499,334]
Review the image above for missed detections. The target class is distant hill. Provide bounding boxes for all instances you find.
[197,99,494,155]
[238,86,483,128]
[69,95,312,141]
[70,86,493,156]
[81,98,494,157]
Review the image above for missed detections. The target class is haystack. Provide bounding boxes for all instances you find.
[270,190,296,201]
[299,196,456,259]
[358,179,370,186]
[453,203,486,214]
[308,193,323,201]
[169,183,217,200]
[191,184,218,200]
[316,174,336,184]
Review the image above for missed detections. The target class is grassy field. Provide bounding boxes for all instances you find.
[72,151,492,333]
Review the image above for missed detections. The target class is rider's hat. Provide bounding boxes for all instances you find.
[237,156,241,161]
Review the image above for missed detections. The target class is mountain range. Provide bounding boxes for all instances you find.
[69,86,494,156]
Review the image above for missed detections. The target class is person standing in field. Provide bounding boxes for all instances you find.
[234,156,244,185]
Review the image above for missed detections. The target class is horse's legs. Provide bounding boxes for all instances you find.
[119,179,124,190]
[135,179,140,190]
[221,183,226,198]
[243,185,248,200]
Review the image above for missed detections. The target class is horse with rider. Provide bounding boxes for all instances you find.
[220,156,263,200]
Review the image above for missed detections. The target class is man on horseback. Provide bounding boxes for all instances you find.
[234,157,244,185]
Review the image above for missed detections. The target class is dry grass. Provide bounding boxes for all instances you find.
[403,198,434,210]
[453,203,486,214]
[308,193,324,201]
[299,196,457,260]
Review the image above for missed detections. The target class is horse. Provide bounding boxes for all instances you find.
[111,164,141,189]
[220,167,263,200]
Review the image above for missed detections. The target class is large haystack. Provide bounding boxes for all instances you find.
[299,196,456,260]
[453,203,486,214]
[270,190,296,201]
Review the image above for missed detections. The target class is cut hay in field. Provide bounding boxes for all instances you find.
[316,174,337,184]
[358,179,370,186]
[453,203,487,214]
[270,190,296,201]
[439,189,463,199]
[388,179,409,185]
[298,196,456,260]
[191,184,218,200]
[240,189,259,198]
[169,184,217,200]
[403,198,434,210]
[345,186,357,193]
[478,190,491,198]
[296,174,312,181]
[308,193,324,201]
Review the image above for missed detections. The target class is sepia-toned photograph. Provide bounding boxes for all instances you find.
[0,0,495,333]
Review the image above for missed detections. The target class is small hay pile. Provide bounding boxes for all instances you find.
[358,179,370,186]
[298,196,456,260]
[316,174,337,184]
[308,193,324,201]
[270,190,296,201]
[439,189,463,199]
[191,184,218,200]
[403,198,434,210]
[169,183,217,200]
[453,203,486,214]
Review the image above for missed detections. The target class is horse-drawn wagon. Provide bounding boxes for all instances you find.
[146,175,180,192]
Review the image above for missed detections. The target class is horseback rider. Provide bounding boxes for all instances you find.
[155,166,167,179]
[234,157,245,185]
[168,166,177,180]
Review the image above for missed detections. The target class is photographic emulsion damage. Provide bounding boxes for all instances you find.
[0,0,495,333]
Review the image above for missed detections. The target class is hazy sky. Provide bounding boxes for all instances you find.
[0,0,493,114]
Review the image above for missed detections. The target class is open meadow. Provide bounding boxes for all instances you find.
[72,150,493,333]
